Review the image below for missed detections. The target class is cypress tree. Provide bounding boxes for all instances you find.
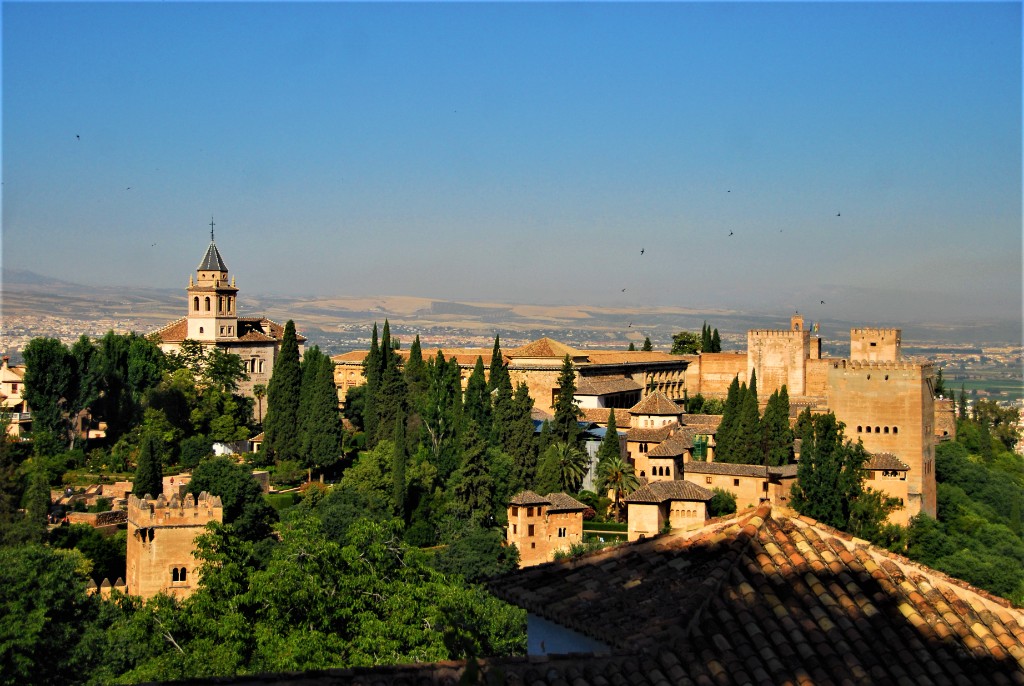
[642,337,653,352]
[508,382,538,492]
[362,323,381,441]
[374,360,408,448]
[453,421,493,523]
[958,384,967,420]
[264,320,302,463]
[552,355,583,444]
[791,412,866,529]
[404,334,427,403]
[628,342,636,351]
[715,376,742,461]
[733,371,761,464]
[701,322,712,352]
[133,432,163,498]
[464,356,491,437]
[487,335,510,394]
[297,345,324,459]
[711,328,722,352]
[596,409,622,466]
[304,353,343,475]
[762,386,793,466]
[422,352,463,479]
[392,408,407,521]
[536,419,554,463]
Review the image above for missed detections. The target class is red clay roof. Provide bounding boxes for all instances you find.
[683,460,769,477]
[647,427,701,456]
[624,479,715,503]
[574,376,642,396]
[866,452,910,471]
[625,425,675,443]
[579,407,633,427]
[629,391,684,416]
[508,337,579,359]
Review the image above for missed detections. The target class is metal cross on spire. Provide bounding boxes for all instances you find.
[209,217,216,242]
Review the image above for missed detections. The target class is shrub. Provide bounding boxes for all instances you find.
[708,488,738,517]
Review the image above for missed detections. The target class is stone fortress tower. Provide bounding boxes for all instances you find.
[126,492,223,600]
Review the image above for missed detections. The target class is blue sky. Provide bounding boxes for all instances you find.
[3,2,1021,327]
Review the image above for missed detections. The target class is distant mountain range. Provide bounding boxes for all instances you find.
[2,268,1020,348]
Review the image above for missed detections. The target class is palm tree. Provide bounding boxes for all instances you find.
[598,455,640,522]
[253,383,267,424]
[551,441,589,493]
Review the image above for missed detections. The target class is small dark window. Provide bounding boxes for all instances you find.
[511,506,518,516]
[528,524,535,537]
[180,568,187,582]
[172,568,179,582]
[705,477,712,484]
[893,427,898,434]
[870,342,877,347]
[866,426,872,433]
[875,426,881,433]
[884,427,889,434]
[527,507,533,517]
[733,479,740,487]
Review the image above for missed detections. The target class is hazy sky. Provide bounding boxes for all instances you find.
[3,2,1021,327]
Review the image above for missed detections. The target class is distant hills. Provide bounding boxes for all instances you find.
[2,268,1020,350]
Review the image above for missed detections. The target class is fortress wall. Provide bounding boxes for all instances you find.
[826,360,935,518]
[747,330,810,397]
[690,353,747,397]
[805,358,832,398]
[850,328,902,362]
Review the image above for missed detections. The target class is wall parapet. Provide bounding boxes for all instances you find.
[127,491,223,526]
[748,330,807,338]
[831,360,930,372]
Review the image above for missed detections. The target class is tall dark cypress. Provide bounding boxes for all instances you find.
[404,334,427,403]
[701,322,712,352]
[762,385,793,467]
[596,409,622,466]
[464,356,491,437]
[392,408,407,521]
[642,337,653,352]
[297,345,324,458]
[552,355,582,444]
[711,328,722,352]
[305,353,343,474]
[133,432,163,498]
[264,320,302,462]
[733,371,761,464]
[715,376,742,461]
[487,335,510,394]
[362,323,381,442]
[507,381,538,492]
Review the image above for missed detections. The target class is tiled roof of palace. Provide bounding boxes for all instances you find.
[624,479,715,504]
[574,376,643,395]
[579,407,633,427]
[197,241,228,271]
[153,316,305,344]
[682,414,723,431]
[684,461,770,478]
[865,452,911,472]
[625,425,676,443]
[768,463,800,478]
[509,491,586,511]
[629,391,684,416]
[507,337,580,359]
[647,428,701,456]
[160,504,1024,685]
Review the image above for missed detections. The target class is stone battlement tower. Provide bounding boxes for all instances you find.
[850,328,902,362]
[126,492,223,600]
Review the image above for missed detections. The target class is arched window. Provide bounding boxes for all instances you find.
[227,296,233,312]
[857,426,863,433]
[218,296,224,312]
[665,467,671,477]
[204,297,211,311]
[180,568,187,582]
[172,568,180,582]
[893,427,898,434]
[193,296,200,311]
[884,427,890,434]
[866,426,871,433]
[875,426,881,434]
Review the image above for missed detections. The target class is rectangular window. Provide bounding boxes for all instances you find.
[511,506,518,516]
[733,479,740,487]
[527,507,534,517]
[512,524,517,534]
[528,524,535,537]
[705,477,712,484]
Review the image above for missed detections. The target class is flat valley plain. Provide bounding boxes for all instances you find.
[2,269,1021,401]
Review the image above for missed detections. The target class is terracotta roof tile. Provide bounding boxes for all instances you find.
[629,392,684,416]
[153,317,189,342]
[624,479,715,504]
[865,452,910,471]
[626,425,676,443]
[580,407,633,427]
[684,461,769,478]
[683,414,723,431]
[648,428,700,457]
[575,376,643,396]
[510,490,549,506]
[546,493,588,511]
[508,337,580,359]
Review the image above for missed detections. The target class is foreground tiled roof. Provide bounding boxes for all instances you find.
[624,479,715,504]
[866,452,910,471]
[574,376,642,396]
[629,391,683,416]
[160,504,1024,686]
[682,413,723,431]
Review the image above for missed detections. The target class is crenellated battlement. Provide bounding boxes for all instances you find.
[127,491,223,527]
[831,359,929,372]
[748,330,808,338]
[851,328,900,336]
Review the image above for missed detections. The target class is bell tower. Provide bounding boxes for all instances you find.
[186,219,239,342]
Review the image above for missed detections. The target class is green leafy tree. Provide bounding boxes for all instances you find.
[263,320,302,463]
[433,522,520,583]
[422,353,463,480]
[452,422,494,524]
[187,456,278,541]
[790,411,870,531]
[641,337,653,352]
[252,383,267,424]
[22,337,77,446]
[670,331,701,355]
[595,409,622,466]
[707,488,737,517]
[132,432,163,498]
[536,441,588,494]
[551,355,582,444]
[392,409,408,520]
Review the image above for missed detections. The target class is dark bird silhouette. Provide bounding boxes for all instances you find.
[821,300,825,304]
[628,322,633,328]
[126,187,132,190]
[728,231,734,236]
[727,189,731,193]
[836,212,841,217]
[75,134,80,140]
[640,248,645,255]
[621,288,626,292]
[151,243,157,247]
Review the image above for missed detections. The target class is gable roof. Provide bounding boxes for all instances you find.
[574,376,642,396]
[683,461,769,478]
[625,425,675,443]
[866,452,910,471]
[629,391,683,416]
[647,427,701,456]
[507,337,579,359]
